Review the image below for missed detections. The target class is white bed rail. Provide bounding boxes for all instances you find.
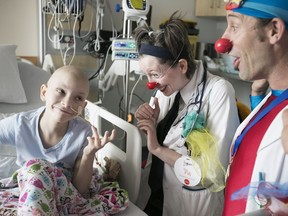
[85,101,142,203]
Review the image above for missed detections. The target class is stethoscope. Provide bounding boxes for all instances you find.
[173,67,207,130]
[146,66,208,137]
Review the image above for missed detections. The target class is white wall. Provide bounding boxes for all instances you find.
[0,0,227,56]
[0,0,39,56]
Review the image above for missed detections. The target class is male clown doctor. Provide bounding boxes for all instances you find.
[214,0,288,215]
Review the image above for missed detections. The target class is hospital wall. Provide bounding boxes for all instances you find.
[0,0,252,110]
[0,0,226,57]
[0,0,39,57]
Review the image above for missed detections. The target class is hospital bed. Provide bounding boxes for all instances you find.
[0,45,146,215]
[85,101,146,215]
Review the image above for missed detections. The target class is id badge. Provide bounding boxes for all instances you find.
[174,156,201,187]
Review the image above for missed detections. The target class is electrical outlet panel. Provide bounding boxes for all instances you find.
[53,35,74,50]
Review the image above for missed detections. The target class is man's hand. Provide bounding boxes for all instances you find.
[251,79,269,96]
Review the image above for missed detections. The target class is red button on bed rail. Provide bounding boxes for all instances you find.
[214,38,233,54]
[146,82,158,90]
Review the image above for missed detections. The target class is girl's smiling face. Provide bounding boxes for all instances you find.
[139,55,189,96]
[40,67,89,123]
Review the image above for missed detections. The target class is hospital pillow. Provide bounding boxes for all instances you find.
[0,44,27,104]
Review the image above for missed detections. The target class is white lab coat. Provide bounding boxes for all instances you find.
[229,92,288,214]
[155,62,240,216]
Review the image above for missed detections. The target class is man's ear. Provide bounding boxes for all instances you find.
[178,59,188,75]
[40,84,47,102]
[269,18,286,44]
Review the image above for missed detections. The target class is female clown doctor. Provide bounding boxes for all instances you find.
[134,12,240,216]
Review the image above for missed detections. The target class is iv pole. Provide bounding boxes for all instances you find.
[122,16,132,121]
[119,0,150,120]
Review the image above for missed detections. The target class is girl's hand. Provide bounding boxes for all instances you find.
[84,126,116,156]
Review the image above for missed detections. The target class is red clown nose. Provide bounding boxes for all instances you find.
[214,38,233,54]
[146,82,158,90]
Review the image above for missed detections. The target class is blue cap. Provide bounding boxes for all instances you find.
[230,0,288,28]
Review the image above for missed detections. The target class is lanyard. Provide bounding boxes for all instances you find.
[232,88,288,157]
[173,68,207,129]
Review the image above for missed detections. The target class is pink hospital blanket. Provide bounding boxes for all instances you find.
[0,159,129,215]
